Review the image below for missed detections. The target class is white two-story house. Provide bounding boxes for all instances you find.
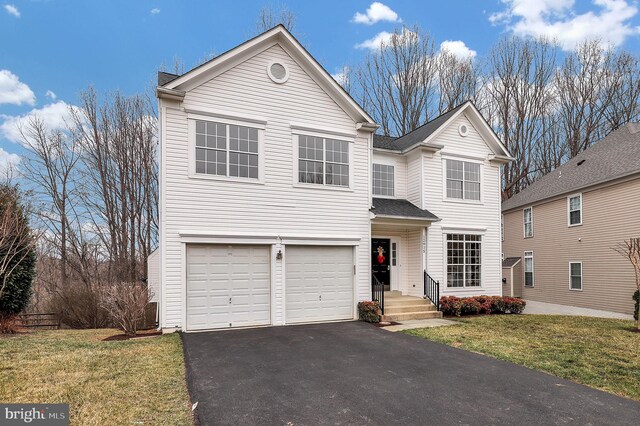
[152,26,512,332]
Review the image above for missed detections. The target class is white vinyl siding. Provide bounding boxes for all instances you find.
[523,207,533,238]
[195,120,259,179]
[160,44,370,329]
[446,159,480,201]
[524,251,534,287]
[568,194,582,226]
[569,261,582,290]
[446,234,481,288]
[298,135,349,187]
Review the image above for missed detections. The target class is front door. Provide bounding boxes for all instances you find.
[372,238,391,290]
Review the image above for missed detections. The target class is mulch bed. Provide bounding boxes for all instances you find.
[103,330,162,341]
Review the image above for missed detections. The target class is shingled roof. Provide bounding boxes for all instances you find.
[371,198,439,221]
[372,102,469,151]
[502,123,640,212]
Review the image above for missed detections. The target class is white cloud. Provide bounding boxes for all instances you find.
[3,4,19,18]
[0,101,75,145]
[352,2,401,25]
[355,28,417,50]
[356,31,393,50]
[440,40,477,59]
[489,0,640,50]
[0,70,35,106]
[331,66,350,86]
[0,147,20,173]
[150,8,160,15]
[45,90,56,100]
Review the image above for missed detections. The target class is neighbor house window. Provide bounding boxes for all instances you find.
[195,120,259,179]
[570,262,582,290]
[446,234,481,288]
[446,159,480,201]
[373,163,395,196]
[523,207,533,238]
[524,251,534,287]
[501,214,504,242]
[298,135,349,187]
[568,194,582,226]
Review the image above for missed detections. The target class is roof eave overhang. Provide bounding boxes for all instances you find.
[156,87,185,101]
[402,142,444,155]
[489,154,515,164]
[371,214,440,223]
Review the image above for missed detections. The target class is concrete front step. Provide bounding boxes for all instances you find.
[382,311,443,321]
[384,304,438,314]
[385,298,432,307]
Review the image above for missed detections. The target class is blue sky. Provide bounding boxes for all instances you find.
[2,0,640,169]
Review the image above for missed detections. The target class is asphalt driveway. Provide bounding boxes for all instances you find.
[181,321,640,425]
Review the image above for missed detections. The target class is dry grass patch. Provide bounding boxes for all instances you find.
[404,315,640,401]
[0,329,192,425]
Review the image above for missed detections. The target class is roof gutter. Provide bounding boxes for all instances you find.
[156,87,185,101]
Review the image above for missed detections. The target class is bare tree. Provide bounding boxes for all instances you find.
[355,26,438,136]
[481,36,558,198]
[100,281,152,336]
[437,50,479,114]
[255,2,296,33]
[614,237,640,330]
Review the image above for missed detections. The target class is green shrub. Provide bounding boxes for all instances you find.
[439,295,525,316]
[358,301,381,323]
[633,290,639,321]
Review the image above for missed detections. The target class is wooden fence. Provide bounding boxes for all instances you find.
[19,313,60,330]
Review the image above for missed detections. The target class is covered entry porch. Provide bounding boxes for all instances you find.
[370,198,441,320]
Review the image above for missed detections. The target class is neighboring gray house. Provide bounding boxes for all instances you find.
[502,123,640,315]
[154,26,511,332]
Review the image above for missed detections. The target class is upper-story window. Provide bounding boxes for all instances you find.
[568,194,582,226]
[298,135,349,187]
[523,207,533,238]
[195,120,259,179]
[373,163,394,196]
[446,159,480,201]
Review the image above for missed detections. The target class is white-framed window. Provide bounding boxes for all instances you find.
[298,135,349,187]
[524,251,534,287]
[446,234,481,288]
[569,261,583,290]
[523,207,533,238]
[568,194,582,226]
[373,163,395,196]
[446,159,480,201]
[391,242,397,266]
[195,119,259,179]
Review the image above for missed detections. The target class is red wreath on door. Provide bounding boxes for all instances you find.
[376,246,386,264]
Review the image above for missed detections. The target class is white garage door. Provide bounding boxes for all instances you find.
[285,246,354,324]
[186,244,270,330]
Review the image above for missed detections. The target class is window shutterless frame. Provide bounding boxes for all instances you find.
[569,261,583,291]
[443,158,482,202]
[292,132,353,190]
[524,251,534,287]
[372,163,395,197]
[523,207,533,238]
[187,115,265,184]
[567,193,582,227]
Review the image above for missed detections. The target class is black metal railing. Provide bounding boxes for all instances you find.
[424,271,440,310]
[371,273,385,314]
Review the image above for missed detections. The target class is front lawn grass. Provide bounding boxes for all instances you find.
[0,329,193,425]
[404,315,640,401]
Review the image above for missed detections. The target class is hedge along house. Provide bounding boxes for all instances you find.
[502,123,640,315]
[154,26,512,332]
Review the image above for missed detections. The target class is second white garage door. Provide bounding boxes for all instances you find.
[285,245,354,324]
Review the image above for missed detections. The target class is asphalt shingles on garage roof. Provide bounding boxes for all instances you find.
[502,257,522,268]
[371,197,439,221]
[502,123,640,212]
[372,102,469,151]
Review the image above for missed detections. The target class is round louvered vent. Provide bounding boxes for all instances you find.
[267,61,289,83]
[458,124,469,137]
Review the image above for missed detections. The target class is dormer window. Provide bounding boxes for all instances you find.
[373,163,394,197]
